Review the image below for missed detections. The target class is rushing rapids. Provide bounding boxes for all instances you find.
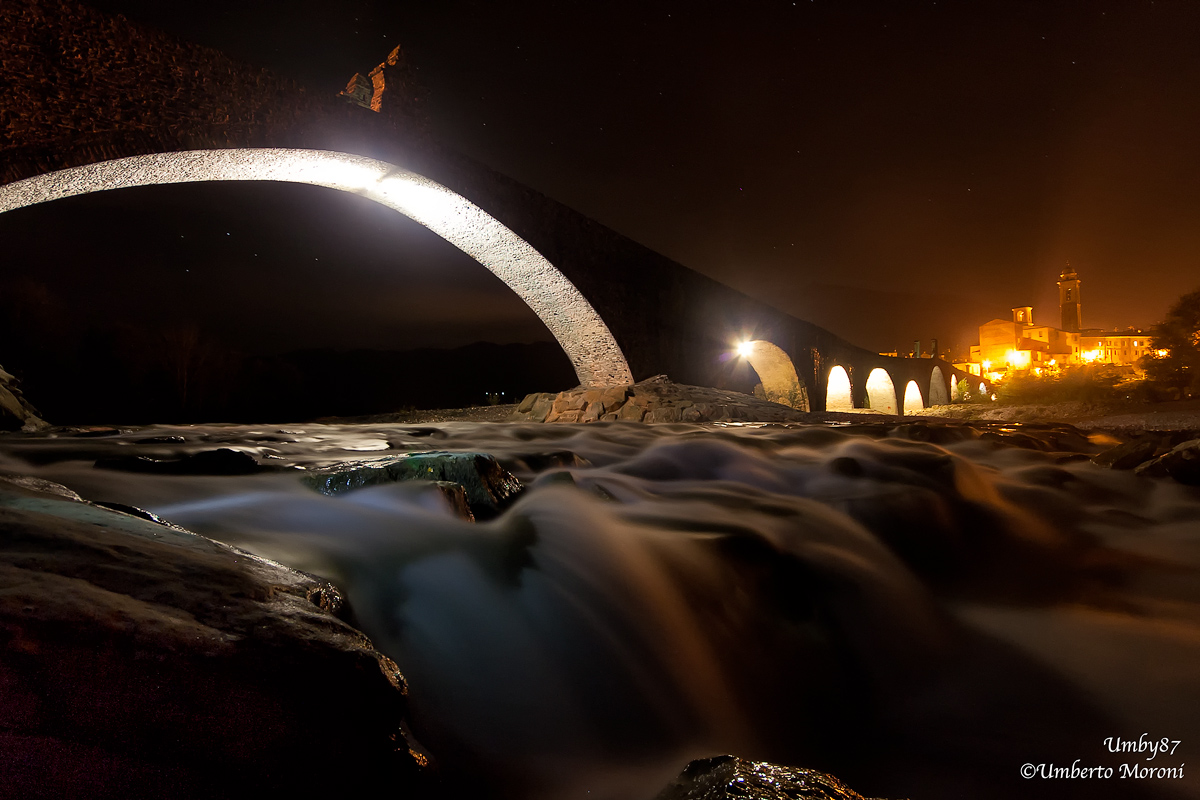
[1,419,1198,800]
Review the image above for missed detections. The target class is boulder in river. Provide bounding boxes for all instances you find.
[654,755,898,800]
[1134,437,1200,485]
[302,450,523,518]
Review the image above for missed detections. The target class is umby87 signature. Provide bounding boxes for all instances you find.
[1105,734,1182,761]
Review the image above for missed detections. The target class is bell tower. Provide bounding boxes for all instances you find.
[1058,264,1082,332]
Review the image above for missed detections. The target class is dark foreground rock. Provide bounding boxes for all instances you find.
[655,755,898,800]
[0,365,47,432]
[0,474,429,799]
[301,451,523,518]
[1089,432,1200,485]
[1134,437,1200,485]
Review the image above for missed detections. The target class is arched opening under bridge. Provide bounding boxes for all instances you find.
[865,368,897,415]
[825,365,854,411]
[0,149,632,388]
[902,380,924,415]
[929,366,950,406]
[737,340,808,410]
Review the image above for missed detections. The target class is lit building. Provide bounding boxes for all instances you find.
[965,267,1152,377]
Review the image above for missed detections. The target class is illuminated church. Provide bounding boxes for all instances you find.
[965,267,1154,376]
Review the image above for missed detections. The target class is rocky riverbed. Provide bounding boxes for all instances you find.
[1,411,1198,799]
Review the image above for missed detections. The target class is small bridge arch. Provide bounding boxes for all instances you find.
[737,340,808,410]
[865,368,898,415]
[825,364,855,411]
[0,149,633,389]
[902,380,924,414]
[929,366,950,406]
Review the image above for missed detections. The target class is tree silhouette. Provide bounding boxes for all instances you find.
[1141,288,1200,398]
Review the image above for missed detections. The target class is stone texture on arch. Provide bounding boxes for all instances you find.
[865,369,897,415]
[825,365,854,411]
[739,340,808,410]
[0,149,633,389]
[902,380,924,415]
[929,366,950,406]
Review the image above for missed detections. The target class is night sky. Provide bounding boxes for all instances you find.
[11,0,1200,359]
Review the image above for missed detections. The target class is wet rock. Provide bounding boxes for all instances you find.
[0,365,48,432]
[979,429,1052,451]
[1091,437,1161,470]
[504,450,592,475]
[71,427,129,437]
[1135,438,1200,485]
[133,435,187,445]
[425,480,476,521]
[0,476,427,799]
[0,474,82,501]
[654,755,894,800]
[829,456,864,477]
[302,450,522,518]
[890,422,978,445]
[91,501,184,529]
[94,447,265,475]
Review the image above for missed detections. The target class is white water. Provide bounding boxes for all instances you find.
[3,420,1199,800]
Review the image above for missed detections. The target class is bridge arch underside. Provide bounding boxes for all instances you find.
[825,365,854,412]
[929,366,950,406]
[902,380,924,414]
[0,148,632,389]
[740,340,808,410]
[865,368,898,415]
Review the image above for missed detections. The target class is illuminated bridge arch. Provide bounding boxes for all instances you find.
[929,366,950,406]
[902,380,924,414]
[865,368,898,415]
[0,149,633,388]
[825,364,854,411]
[737,340,808,410]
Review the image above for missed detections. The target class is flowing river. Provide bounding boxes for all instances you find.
[2,419,1198,800]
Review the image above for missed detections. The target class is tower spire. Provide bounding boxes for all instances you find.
[1057,263,1081,332]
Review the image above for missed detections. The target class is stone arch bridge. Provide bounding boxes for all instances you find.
[0,0,982,414]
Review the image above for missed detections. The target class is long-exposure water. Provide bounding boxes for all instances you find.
[2,420,1198,800]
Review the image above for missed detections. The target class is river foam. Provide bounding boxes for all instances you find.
[2,420,1198,800]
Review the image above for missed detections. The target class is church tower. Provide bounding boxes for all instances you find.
[1058,264,1082,332]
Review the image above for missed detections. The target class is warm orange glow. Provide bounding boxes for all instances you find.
[1081,349,1101,363]
[1005,349,1031,368]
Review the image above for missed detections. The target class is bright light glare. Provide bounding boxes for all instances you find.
[1005,349,1031,368]
[737,341,754,358]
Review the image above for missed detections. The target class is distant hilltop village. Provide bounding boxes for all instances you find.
[961,266,1155,378]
